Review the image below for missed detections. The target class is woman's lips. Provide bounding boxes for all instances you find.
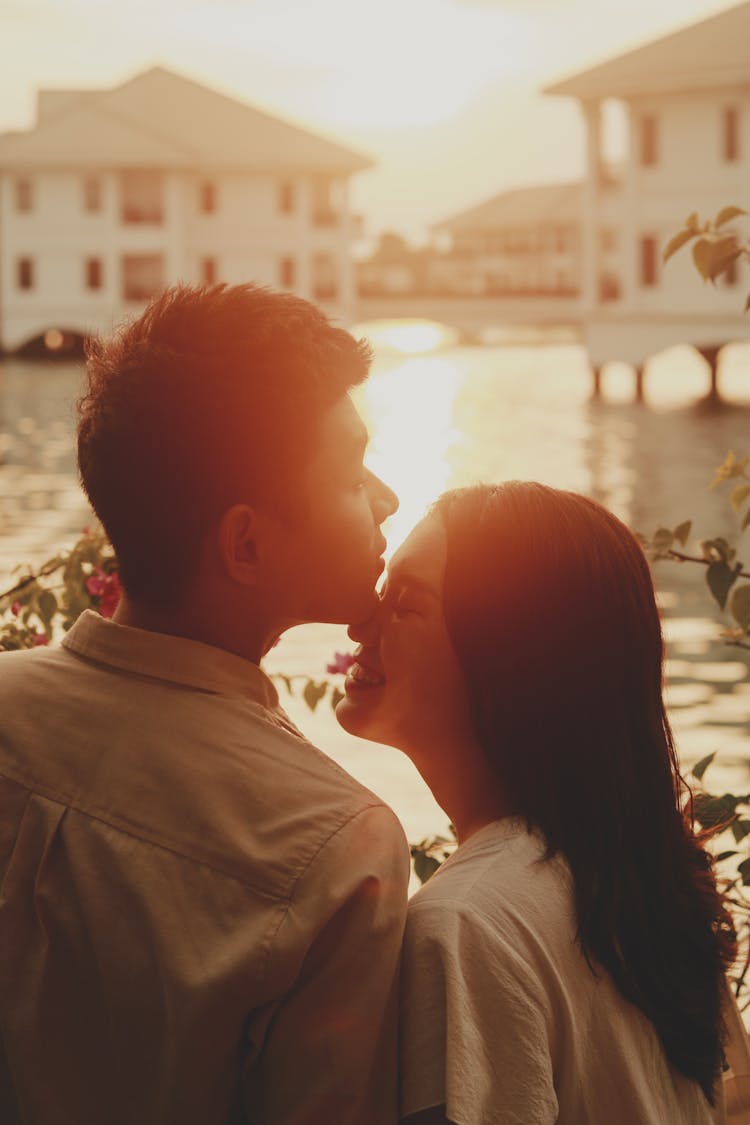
[344,661,386,693]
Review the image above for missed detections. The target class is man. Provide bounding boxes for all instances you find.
[0,284,408,1124]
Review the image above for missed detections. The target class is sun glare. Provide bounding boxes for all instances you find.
[354,319,458,356]
[354,355,465,554]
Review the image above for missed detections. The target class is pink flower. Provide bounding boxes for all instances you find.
[10,601,21,617]
[32,631,48,646]
[85,568,122,619]
[326,651,356,675]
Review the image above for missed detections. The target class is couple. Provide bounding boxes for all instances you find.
[0,283,744,1124]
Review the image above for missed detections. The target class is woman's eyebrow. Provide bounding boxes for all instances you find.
[386,570,438,599]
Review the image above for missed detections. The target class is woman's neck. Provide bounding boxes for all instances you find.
[409,737,513,845]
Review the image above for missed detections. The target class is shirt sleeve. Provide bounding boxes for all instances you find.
[399,899,558,1125]
[243,803,410,1125]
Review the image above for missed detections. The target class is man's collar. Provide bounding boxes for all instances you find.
[62,610,280,708]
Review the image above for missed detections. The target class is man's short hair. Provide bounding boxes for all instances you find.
[78,283,372,606]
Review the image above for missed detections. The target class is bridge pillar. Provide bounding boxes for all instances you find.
[696,344,723,406]
[634,364,645,405]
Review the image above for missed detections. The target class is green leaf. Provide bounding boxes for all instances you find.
[330,686,344,710]
[691,751,716,781]
[732,819,750,843]
[715,205,748,228]
[413,852,441,884]
[663,228,697,263]
[730,584,750,631]
[742,508,750,533]
[706,560,741,610]
[693,792,742,829]
[684,211,700,232]
[738,857,750,886]
[693,238,716,281]
[652,528,674,555]
[302,680,328,712]
[731,485,750,514]
[36,590,58,633]
[710,450,750,488]
[672,520,692,547]
[716,850,739,862]
[693,235,741,282]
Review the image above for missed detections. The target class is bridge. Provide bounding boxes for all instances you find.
[352,294,583,338]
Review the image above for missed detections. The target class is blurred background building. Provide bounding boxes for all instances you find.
[0,66,370,353]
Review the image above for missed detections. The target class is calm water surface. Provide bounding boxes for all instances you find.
[2,330,750,842]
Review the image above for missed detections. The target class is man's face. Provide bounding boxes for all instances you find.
[259,394,398,628]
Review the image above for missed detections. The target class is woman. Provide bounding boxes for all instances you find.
[337,482,741,1125]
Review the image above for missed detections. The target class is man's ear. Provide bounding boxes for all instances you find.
[218,504,264,586]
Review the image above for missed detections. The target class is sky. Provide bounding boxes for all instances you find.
[0,0,742,244]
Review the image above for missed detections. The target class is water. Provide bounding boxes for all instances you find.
[2,333,750,845]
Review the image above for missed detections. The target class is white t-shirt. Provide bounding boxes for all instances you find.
[400,818,715,1125]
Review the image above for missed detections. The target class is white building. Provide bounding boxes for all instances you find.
[0,66,372,352]
[544,0,750,371]
[429,181,621,299]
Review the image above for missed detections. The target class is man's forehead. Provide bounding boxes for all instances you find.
[318,395,369,454]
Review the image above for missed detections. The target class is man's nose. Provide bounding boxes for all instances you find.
[347,602,382,647]
[369,470,398,523]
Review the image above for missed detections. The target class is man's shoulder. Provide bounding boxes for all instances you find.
[0,639,402,902]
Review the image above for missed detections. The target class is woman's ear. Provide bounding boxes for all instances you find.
[217,504,262,586]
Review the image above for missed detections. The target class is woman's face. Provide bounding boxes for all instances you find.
[336,513,475,755]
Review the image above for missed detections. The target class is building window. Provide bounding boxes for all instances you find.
[640,236,658,287]
[278,181,295,214]
[640,114,658,167]
[122,254,165,301]
[202,257,217,284]
[17,257,34,290]
[724,106,739,162]
[15,178,33,212]
[279,256,296,289]
[120,171,164,223]
[83,177,102,212]
[312,252,338,301]
[199,181,216,214]
[312,178,338,227]
[85,257,103,291]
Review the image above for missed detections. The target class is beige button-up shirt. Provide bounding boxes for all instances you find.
[0,611,409,1125]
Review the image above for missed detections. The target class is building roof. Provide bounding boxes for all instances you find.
[544,1,750,99]
[0,66,373,174]
[432,181,583,233]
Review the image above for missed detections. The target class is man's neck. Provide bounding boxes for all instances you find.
[112,593,270,665]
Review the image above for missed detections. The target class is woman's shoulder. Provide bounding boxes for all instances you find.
[407,819,574,956]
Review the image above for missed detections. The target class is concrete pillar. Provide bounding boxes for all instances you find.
[634,363,645,404]
[697,344,723,405]
[581,100,602,315]
[621,101,639,312]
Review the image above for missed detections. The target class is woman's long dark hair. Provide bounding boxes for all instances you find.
[433,482,736,1105]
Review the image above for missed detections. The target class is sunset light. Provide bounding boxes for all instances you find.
[355,319,457,355]
[355,355,464,552]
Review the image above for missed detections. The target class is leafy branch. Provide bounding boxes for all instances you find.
[664,206,750,311]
